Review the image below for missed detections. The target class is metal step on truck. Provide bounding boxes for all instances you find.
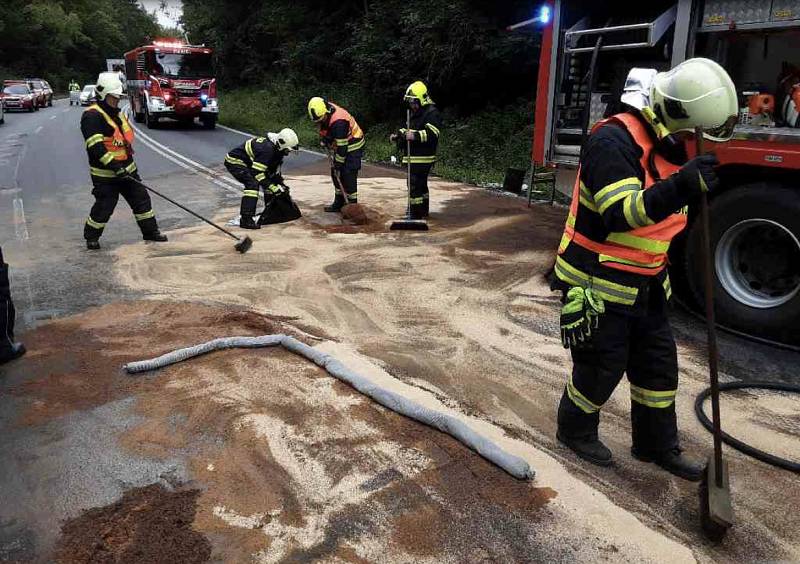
[525,0,800,346]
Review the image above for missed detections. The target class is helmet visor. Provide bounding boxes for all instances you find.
[704,114,738,142]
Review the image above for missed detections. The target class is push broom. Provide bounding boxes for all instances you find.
[130,178,253,254]
[695,125,734,541]
[390,109,429,231]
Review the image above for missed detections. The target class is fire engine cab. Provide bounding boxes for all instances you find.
[521,0,800,345]
[124,40,218,129]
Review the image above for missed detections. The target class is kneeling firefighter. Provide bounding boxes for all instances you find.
[552,58,738,480]
[224,128,301,229]
[307,97,365,212]
[81,74,167,249]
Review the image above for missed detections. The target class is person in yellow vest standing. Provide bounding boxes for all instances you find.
[552,59,738,480]
[81,74,166,250]
[307,97,365,212]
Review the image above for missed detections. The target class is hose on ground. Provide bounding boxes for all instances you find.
[124,335,535,481]
[694,381,800,474]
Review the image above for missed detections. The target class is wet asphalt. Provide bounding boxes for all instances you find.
[0,98,323,561]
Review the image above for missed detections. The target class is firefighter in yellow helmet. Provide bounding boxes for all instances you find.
[308,97,365,212]
[553,58,737,480]
[81,73,166,249]
[390,81,443,218]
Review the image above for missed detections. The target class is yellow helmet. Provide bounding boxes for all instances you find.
[404,81,433,106]
[307,97,331,122]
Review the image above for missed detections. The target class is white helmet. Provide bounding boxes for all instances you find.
[95,73,124,100]
[269,128,299,152]
[650,58,738,142]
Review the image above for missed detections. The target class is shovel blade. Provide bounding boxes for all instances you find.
[701,455,734,540]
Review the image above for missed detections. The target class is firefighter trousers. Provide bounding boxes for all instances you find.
[0,247,18,353]
[225,161,267,218]
[557,307,679,455]
[330,167,358,206]
[84,177,159,241]
[409,164,432,219]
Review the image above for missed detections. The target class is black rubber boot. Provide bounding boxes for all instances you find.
[324,202,344,213]
[143,232,168,242]
[239,216,261,230]
[632,447,704,482]
[86,240,101,250]
[557,431,613,466]
[0,342,26,365]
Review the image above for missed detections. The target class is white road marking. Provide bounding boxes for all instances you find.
[218,123,319,156]
[34,126,43,134]
[50,115,57,120]
[13,197,29,241]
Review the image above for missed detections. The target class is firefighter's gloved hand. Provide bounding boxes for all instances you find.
[268,172,284,185]
[676,154,720,196]
[560,287,605,349]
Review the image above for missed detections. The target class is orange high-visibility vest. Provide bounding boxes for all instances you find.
[559,113,687,277]
[319,103,364,151]
[87,103,134,161]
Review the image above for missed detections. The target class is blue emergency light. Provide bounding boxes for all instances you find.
[539,5,550,24]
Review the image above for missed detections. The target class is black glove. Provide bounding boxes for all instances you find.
[676,154,720,196]
[268,172,284,185]
[560,287,605,349]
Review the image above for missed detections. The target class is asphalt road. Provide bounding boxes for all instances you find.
[0,98,322,329]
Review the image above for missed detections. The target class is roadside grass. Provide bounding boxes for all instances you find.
[218,85,541,188]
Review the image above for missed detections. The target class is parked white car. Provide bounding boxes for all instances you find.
[79,85,96,106]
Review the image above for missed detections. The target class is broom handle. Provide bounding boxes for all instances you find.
[406,109,412,217]
[695,126,724,487]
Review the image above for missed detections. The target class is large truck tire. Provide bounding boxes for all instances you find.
[684,183,800,345]
[145,106,158,129]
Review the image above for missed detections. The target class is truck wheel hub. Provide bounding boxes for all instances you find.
[715,219,800,309]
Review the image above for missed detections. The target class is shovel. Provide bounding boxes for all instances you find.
[695,125,734,541]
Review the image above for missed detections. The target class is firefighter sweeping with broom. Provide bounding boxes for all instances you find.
[552,58,738,482]
[224,128,301,229]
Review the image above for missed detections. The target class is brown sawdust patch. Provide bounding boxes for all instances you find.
[53,484,210,564]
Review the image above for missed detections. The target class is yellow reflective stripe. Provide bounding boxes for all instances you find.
[225,155,246,166]
[662,274,672,300]
[348,137,365,151]
[402,155,436,164]
[255,173,266,182]
[409,196,425,204]
[623,191,654,229]
[90,167,116,177]
[558,232,571,253]
[85,134,104,148]
[347,191,357,200]
[425,122,440,136]
[630,384,676,408]
[245,139,255,160]
[554,256,639,305]
[334,154,346,163]
[335,138,349,147]
[125,162,137,174]
[566,211,576,228]
[605,232,669,253]
[567,374,601,414]
[134,210,155,221]
[99,152,115,165]
[419,130,428,142]
[243,190,260,198]
[598,254,665,269]
[267,184,282,194]
[86,217,106,229]
[251,161,268,172]
[595,177,641,214]
[578,182,598,212]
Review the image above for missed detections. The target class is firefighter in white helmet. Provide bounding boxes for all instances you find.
[224,128,301,228]
[552,58,737,480]
[81,73,166,249]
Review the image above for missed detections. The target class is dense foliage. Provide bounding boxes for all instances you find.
[0,0,160,91]
[182,0,544,182]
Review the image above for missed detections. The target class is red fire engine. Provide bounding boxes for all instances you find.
[124,40,218,129]
[518,0,800,345]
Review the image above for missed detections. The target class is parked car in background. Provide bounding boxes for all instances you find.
[0,83,37,112]
[28,79,53,107]
[3,80,40,110]
[24,80,47,109]
[79,84,96,106]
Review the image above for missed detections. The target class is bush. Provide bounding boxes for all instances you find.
[219,84,535,186]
